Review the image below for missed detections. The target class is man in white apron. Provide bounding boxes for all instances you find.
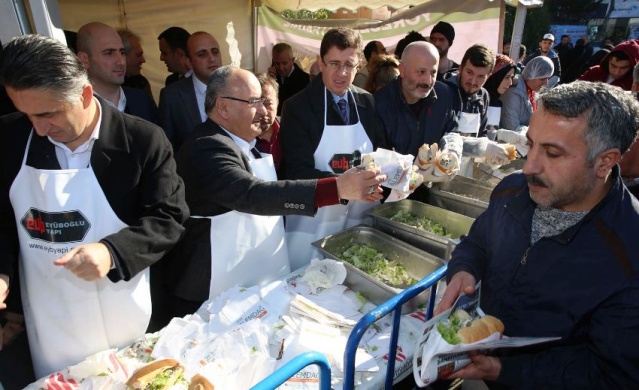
[0,35,188,381]
[442,44,513,176]
[280,28,388,269]
[161,66,385,322]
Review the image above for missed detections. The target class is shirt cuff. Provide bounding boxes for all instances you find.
[315,177,340,208]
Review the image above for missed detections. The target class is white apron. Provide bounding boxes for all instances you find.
[286,89,377,270]
[10,132,151,378]
[204,153,289,299]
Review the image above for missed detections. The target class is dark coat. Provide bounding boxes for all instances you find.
[0,97,188,283]
[374,77,457,156]
[276,63,310,116]
[123,86,158,123]
[279,75,385,180]
[442,74,490,137]
[165,119,318,303]
[448,170,639,388]
[157,76,202,152]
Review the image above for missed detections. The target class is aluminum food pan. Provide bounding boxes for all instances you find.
[367,200,475,260]
[311,225,445,311]
[424,188,488,219]
[432,175,494,203]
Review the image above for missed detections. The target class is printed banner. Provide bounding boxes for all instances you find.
[610,0,639,18]
[256,0,501,74]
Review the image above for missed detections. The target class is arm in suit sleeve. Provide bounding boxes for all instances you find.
[100,126,189,282]
[180,134,317,217]
[157,88,176,148]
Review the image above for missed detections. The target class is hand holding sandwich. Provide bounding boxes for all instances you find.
[448,351,501,381]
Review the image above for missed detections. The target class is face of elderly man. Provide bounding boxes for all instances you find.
[125,35,146,77]
[260,81,278,132]
[398,42,439,104]
[218,69,268,142]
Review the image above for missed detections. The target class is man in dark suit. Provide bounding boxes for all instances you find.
[267,43,310,115]
[157,27,191,86]
[158,31,221,152]
[279,27,386,268]
[77,22,157,122]
[161,65,385,322]
[0,34,188,380]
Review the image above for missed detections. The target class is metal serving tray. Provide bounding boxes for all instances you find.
[311,225,445,311]
[367,200,475,260]
[423,176,494,218]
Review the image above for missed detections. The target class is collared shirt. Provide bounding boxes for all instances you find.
[220,127,260,161]
[331,91,349,124]
[50,98,102,169]
[192,76,208,122]
[94,87,127,113]
[256,119,282,170]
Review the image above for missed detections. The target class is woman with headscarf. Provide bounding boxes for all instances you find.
[499,56,554,131]
[483,54,517,128]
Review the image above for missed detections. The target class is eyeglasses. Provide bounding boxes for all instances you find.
[221,96,266,108]
[323,60,359,73]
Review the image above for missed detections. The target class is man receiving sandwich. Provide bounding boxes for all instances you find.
[435,81,639,387]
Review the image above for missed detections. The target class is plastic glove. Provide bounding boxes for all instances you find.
[484,142,511,166]
[496,129,527,145]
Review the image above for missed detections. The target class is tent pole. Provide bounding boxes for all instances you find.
[508,2,527,62]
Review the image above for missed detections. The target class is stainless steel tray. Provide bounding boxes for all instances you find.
[311,225,445,311]
[432,175,494,203]
[367,200,475,260]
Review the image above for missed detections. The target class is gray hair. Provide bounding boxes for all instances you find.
[538,80,639,164]
[522,56,554,80]
[0,34,89,103]
[117,28,141,55]
[204,65,235,113]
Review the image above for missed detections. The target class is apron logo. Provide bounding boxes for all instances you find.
[20,208,91,243]
[328,150,361,174]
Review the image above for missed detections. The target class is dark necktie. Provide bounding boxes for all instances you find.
[338,98,348,124]
[250,147,262,159]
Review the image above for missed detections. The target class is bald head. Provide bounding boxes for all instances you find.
[77,22,126,91]
[398,42,439,104]
[187,31,222,84]
[205,66,266,142]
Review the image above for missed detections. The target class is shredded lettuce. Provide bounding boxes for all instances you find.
[390,210,452,238]
[340,243,417,288]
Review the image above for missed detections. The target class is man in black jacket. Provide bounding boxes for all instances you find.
[268,43,310,115]
[0,34,188,380]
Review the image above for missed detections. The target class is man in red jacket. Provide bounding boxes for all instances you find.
[579,39,639,91]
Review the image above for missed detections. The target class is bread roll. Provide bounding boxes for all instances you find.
[417,143,437,169]
[189,374,215,390]
[126,359,185,390]
[457,315,504,344]
[434,154,457,175]
[408,166,424,190]
[504,144,517,161]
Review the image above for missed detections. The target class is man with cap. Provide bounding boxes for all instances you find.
[523,33,561,86]
[429,21,459,80]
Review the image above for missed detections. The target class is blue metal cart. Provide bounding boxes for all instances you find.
[253,264,448,389]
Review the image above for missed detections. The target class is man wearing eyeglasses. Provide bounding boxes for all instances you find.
[158,66,386,323]
[279,27,386,269]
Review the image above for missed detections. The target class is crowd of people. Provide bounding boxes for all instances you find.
[0,18,639,390]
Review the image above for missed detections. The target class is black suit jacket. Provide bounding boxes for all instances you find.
[165,119,319,302]
[123,86,158,123]
[279,75,386,180]
[157,76,202,152]
[276,63,310,115]
[0,98,189,283]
